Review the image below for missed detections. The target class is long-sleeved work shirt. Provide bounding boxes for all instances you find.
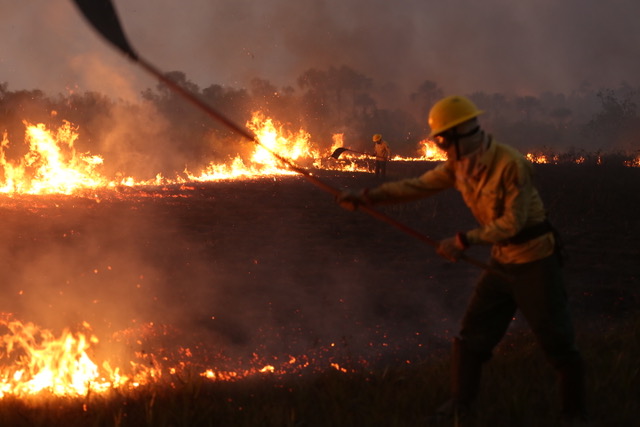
[374,141,391,161]
[366,138,554,264]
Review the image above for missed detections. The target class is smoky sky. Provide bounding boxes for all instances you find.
[2,0,640,101]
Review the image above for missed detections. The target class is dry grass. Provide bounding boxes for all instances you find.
[0,159,637,426]
[0,314,636,426]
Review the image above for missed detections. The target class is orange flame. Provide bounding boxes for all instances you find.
[0,121,111,194]
[186,112,324,180]
[2,113,636,396]
[0,317,141,397]
[0,112,636,198]
[0,314,341,397]
[330,133,345,154]
[624,155,640,167]
[415,138,448,161]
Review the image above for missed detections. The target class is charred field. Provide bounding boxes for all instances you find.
[0,161,638,426]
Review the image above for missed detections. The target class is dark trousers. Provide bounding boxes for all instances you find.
[456,252,586,417]
[460,253,579,366]
[374,160,387,177]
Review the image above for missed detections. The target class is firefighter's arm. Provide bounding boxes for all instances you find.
[366,162,455,204]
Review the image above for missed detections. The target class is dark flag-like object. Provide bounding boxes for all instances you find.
[71,0,138,60]
[330,147,370,159]
[330,147,349,159]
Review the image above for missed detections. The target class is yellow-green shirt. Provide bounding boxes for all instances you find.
[367,139,554,264]
[374,141,391,160]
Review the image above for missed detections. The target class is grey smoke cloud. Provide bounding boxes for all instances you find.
[1,0,639,101]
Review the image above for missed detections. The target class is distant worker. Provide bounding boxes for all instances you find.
[372,133,391,178]
[339,96,587,424]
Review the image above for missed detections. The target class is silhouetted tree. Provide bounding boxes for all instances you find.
[247,78,302,127]
[515,95,541,122]
[584,87,640,150]
[410,80,443,123]
[549,107,573,130]
[364,108,422,156]
[0,88,52,156]
[140,71,214,167]
[296,66,374,143]
[200,83,250,134]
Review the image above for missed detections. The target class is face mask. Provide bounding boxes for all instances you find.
[434,126,480,160]
[455,138,487,179]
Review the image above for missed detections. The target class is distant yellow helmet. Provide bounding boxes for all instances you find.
[428,96,483,137]
[372,134,383,142]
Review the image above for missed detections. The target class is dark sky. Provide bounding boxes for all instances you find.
[2,0,639,101]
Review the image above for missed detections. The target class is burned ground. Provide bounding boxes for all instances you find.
[0,161,637,372]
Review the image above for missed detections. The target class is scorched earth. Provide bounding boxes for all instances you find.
[0,160,637,394]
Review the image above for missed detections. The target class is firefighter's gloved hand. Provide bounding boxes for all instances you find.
[437,232,469,262]
[337,189,369,211]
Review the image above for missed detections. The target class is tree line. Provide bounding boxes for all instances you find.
[0,66,638,177]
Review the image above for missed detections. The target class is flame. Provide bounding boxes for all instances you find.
[0,313,359,397]
[415,138,448,161]
[0,121,111,194]
[624,155,640,167]
[248,112,319,167]
[0,113,332,194]
[0,316,136,397]
[1,113,636,396]
[0,113,445,192]
[526,151,609,166]
[186,112,325,180]
[526,152,556,164]
[0,112,636,198]
[330,133,345,154]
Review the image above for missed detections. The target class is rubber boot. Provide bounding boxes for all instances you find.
[558,354,588,425]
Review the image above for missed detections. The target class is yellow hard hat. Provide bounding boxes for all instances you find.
[428,95,483,137]
[372,134,382,142]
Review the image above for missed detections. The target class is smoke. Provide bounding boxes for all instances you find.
[97,102,177,179]
[2,0,639,100]
[0,201,156,331]
[0,172,472,370]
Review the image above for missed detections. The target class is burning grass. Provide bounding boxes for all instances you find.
[0,114,637,425]
[0,313,636,426]
[1,116,638,197]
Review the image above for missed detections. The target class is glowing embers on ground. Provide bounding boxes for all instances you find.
[0,314,356,397]
[526,151,583,165]
[625,156,640,167]
[525,149,639,166]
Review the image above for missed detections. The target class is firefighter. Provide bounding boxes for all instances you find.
[372,133,391,178]
[338,96,587,424]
